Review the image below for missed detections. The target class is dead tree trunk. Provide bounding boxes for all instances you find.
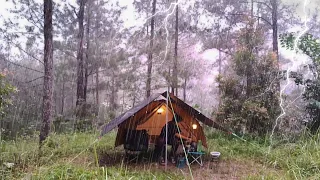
[39,0,53,145]
[76,0,86,116]
[146,0,156,98]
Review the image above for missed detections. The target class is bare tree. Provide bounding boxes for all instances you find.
[39,0,53,145]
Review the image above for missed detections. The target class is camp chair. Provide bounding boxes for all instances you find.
[124,129,149,163]
[187,141,205,166]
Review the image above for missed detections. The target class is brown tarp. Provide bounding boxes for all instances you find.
[100,91,227,148]
[100,92,163,136]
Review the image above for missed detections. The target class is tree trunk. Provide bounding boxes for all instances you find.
[76,0,86,115]
[122,90,125,113]
[271,0,280,92]
[110,71,117,119]
[61,79,65,115]
[132,95,136,107]
[271,0,278,58]
[71,72,75,110]
[183,77,187,101]
[245,27,254,97]
[251,0,254,18]
[95,68,99,105]
[84,68,88,102]
[146,0,156,98]
[84,1,91,103]
[218,49,222,106]
[257,2,261,25]
[172,1,178,96]
[39,0,53,145]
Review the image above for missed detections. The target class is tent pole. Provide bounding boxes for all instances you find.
[165,91,168,170]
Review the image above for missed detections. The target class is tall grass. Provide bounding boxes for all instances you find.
[1,130,320,179]
[31,165,182,180]
[266,133,320,179]
[206,130,320,179]
[0,131,116,179]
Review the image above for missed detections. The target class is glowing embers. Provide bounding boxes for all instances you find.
[157,107,164,114]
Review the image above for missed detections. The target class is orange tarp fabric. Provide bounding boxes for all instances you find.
[115,101,208,148]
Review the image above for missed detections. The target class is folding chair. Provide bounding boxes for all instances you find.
[187,141,205,166]
[124,129,149,163]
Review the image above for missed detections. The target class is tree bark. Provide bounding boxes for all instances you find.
[95,68,99,105]
[172,1,178,96]
[218,48,222,107]
[61,79,65,115]
[251,0,254,18]
[39,0,53,145]
[76,0,86,115]
[110,71,117,119]
[245,26,254,97]
[84,1,91,103]
[146,0,156,98]
[183,77,187,101]
[271,0,278,58]
[271,0,280,92]
[271,0,281,118]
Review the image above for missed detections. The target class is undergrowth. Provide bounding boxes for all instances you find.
[1,130,320,179]
[206,130,320,179]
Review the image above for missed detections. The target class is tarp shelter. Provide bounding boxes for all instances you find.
[100,92,226,148]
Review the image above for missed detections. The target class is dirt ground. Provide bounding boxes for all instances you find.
[184,159,282,180]
[139,159,282,180]
[98,152,283,180]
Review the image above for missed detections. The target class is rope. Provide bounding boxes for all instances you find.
[167,94,194,180]
[67,138,99,164]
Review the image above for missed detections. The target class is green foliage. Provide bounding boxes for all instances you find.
[304,79,320,133]
[0,72,16,117]
[280,33,320,63]
[280,33,320,133]
[217,21,279,136]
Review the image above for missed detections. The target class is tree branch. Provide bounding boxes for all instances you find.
[2,57,43,73]
[8,40,44,65]
[226,13,272,26]
[68,3,79,18]
[254,0,272,10]
[24,76,44,83]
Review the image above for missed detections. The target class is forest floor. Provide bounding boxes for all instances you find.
[1,130,319,179]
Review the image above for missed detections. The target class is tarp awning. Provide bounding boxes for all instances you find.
[100,92,163,136]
